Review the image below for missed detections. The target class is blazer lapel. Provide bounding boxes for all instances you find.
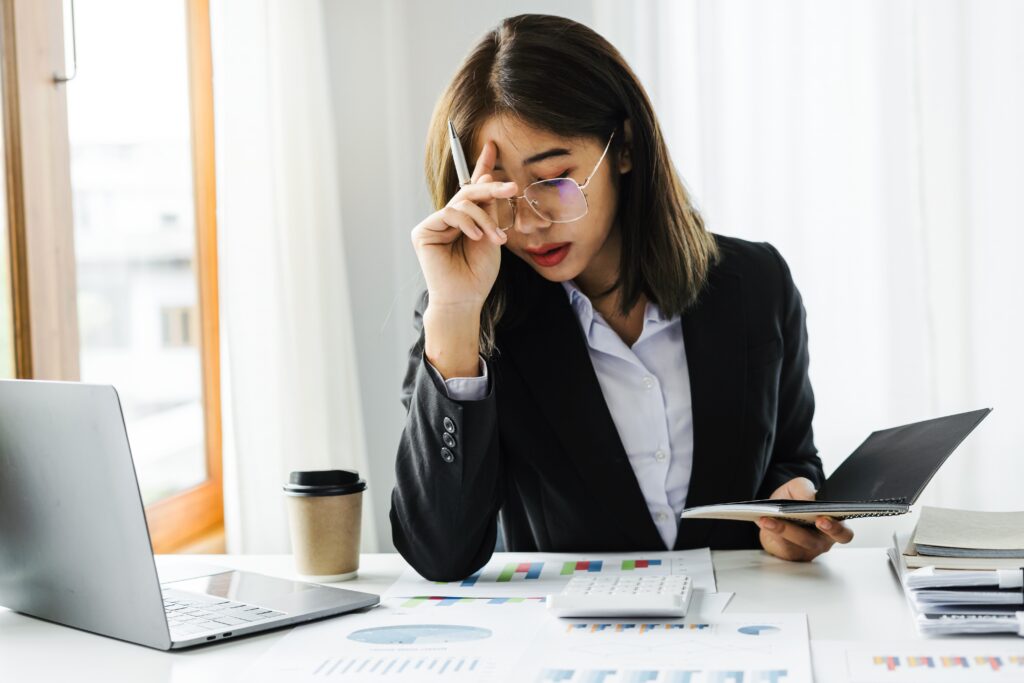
[501,280,666,550]
[674,268,748,549]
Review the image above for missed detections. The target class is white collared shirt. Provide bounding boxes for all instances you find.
[428,281,695,548]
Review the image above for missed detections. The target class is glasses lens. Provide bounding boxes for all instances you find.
[524,179,588,222]
[495,198,515,230]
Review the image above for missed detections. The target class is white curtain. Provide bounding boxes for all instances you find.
[210,0,377,552]
[593,0,1024,543]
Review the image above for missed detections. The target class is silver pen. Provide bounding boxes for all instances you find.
[447,119,472,187]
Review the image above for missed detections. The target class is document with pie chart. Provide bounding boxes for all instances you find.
[237,599,543,683]
[238,598,810,683]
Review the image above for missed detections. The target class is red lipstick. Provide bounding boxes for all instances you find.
[524,242,571,267]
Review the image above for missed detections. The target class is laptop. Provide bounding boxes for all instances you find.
[0,379,380,650]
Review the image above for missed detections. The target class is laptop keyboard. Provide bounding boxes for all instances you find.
[163,595,286,638]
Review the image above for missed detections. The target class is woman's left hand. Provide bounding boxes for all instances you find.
[756,477,854,561]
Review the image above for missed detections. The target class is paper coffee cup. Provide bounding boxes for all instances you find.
[283,470,366,581]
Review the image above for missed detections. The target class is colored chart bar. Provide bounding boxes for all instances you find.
[312,657,481,677]
[497,561,544,582]
[539,669,574,682]
[708,673,743,683]
[668,673,699,683]
[401,596,544,608]
[567,623,711,633]
[560,560,605,575]
[620,559,663,571]
[582,672,616,683]
[976,656,1002,671]
[624,671,658,683]
[460,571,481,587]
[874,657,900,671]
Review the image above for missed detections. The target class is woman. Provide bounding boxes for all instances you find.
[391,14,852,582]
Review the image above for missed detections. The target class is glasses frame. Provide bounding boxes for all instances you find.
[495,130,616,232]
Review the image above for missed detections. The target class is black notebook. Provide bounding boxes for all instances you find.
[680,408,992,524]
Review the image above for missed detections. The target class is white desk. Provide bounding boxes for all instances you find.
[0,548,1010,682]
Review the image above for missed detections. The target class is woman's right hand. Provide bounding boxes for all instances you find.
[410,140,517,311]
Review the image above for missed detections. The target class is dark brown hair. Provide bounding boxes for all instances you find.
[425,14,717,354]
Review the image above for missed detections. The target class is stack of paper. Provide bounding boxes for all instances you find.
[903,506,1024,570]
[889,534,1024,637]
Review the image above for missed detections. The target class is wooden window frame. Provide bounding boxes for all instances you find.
[142,0,223,553]
[1,0,223,553]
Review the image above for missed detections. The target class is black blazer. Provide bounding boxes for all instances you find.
[390,234,824,581]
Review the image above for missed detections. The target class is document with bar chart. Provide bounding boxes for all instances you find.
[383,549,715,599]
[521,613,812,683]
[237,599,541,683]
[812,640,1024,683]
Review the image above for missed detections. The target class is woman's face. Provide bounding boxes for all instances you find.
[472,116,631,288]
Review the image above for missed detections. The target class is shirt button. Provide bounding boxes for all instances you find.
[441,447,455,463]
[442,432,456,449]
[442,417,456,434]
[654,450,667,462]
[642,376,655,389]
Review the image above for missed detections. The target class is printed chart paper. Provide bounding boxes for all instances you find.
[521,612,812,683]
[383,549,716,599]
[238,600,808,683]
[236,599,541,683]
[813,640,1024,683]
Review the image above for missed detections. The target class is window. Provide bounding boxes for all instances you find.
[64,0,222,551]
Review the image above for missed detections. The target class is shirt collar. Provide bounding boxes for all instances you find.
[561,279,674,335]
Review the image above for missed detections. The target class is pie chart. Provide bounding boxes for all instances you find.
[737,624,781,636]
[347,624,492,644]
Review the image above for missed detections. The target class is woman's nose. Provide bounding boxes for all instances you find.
[512,197,551,235]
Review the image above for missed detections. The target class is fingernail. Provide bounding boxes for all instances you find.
[761,519,777,531]
[502,182,516,189]
[819,519,832,530]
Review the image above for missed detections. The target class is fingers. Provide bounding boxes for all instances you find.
[815,516,854,544]
[452,199,506,246]
[451,181,518,205]
[758,527,816,562]
[757,517,834,561]
[411,206,481,248]
[471,140,496,183]
[770,476,817,501]
[437,206,484,241]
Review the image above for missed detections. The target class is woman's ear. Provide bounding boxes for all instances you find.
[618,119,633,174]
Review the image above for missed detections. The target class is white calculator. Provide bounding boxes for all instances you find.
[546,574,694,618]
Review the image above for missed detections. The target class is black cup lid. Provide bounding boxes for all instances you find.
[283,469,366,497]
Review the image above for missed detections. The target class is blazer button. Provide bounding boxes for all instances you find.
[441,447,455,463]
[443,417,456,434]
[442,432,456,449]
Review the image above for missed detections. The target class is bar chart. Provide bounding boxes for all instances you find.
[536,668,790,682]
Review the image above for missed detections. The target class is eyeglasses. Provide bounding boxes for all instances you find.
[495,131,615,232]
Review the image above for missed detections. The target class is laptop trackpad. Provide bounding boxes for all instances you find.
[164,571,319,612]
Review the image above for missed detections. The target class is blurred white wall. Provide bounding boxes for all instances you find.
[317,0,1024,552]
[320,0,595,551]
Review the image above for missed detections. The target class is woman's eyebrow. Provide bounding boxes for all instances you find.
[493,147,572,171]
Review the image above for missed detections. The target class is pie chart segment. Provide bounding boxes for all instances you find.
[737,624,781,636]
[347,624,493,644]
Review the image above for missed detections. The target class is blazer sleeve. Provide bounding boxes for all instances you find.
[389,291,502,581]
[757,244,826,497]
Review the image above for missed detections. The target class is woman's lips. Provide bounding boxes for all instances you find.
[525,242,571,267]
